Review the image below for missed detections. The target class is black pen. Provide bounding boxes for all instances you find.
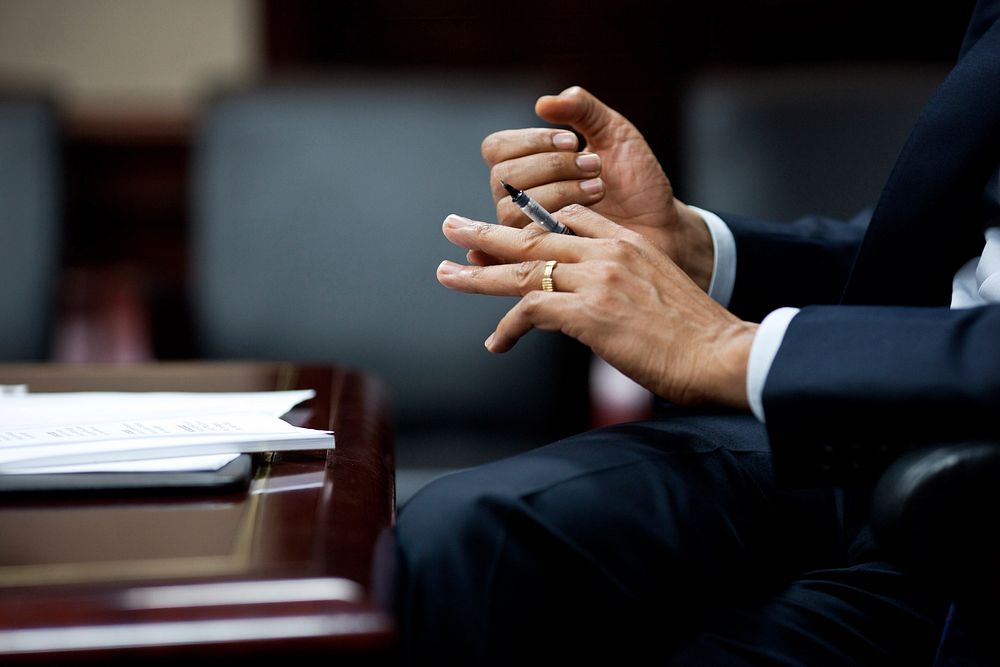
[500,180,575,235]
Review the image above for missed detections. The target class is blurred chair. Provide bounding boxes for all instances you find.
[0,96,59,360]
[191,74,589,506]
[680,65,947,221]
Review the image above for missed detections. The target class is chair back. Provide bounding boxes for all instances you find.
[0,97,59,360]
[680,66,947,220]
[192,74,586,441]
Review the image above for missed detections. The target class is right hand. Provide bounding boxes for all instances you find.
[437,206,756,409]
[479,86,713,290]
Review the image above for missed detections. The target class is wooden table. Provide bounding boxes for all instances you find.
[0,362,396,664]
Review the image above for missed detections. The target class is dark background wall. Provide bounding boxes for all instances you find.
[262,0,974,169]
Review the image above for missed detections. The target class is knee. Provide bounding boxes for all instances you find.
[393,469,517,662]
[396,469,511,571]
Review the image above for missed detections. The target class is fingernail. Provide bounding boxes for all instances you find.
[575,153,600,172]
[484,333,495,350]
[580,178,603,194]
[438,260,460,276]
[445,214,472,229]
[552,132,577,150]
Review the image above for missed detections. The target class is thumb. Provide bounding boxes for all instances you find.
[534,86,627,149]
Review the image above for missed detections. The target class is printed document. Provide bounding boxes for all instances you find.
[0,390,333,473]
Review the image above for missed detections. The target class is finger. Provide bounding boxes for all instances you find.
[495,179,605,228]
[555,205,679,281]
[467,249,504,266]
[486,291,577,353]
[534,86,625,149]
[481,128,579,166]
[554,204,636,240]
[489,151,601,202]
[442,214,588,262]
[437,258,588,297]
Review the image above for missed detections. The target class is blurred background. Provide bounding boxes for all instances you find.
[0,0,975,502]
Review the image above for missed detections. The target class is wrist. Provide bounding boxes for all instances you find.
[706,321,758,410]
[672,201,714,292]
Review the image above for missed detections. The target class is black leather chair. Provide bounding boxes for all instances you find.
[872,442,1000,666]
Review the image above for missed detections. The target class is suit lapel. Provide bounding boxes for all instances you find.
[842,16,1000,306]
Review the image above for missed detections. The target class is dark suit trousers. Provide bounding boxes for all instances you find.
[393,411,948,665]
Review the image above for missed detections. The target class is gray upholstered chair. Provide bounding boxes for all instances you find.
[680,65,946,221]
[191,74,588,505]
[0,96,59,360]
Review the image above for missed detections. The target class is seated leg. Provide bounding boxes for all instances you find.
[394,412,852,664]
[669,525,948,665]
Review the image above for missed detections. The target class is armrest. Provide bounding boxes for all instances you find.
[872,441,1000,626]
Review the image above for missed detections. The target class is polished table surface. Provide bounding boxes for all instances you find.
[0,362,396,664]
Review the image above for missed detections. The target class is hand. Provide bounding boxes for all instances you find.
[436,206,757,409]
[480,86,714,290]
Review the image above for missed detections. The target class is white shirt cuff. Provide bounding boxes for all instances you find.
[687,206,736,307]
[746,307,800,423]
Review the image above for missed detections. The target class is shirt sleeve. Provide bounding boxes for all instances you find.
[746,307,800,422]
[688,206,736,307]
[686,206,799,423]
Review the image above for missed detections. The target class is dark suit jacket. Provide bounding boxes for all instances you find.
[724,0,1000,486]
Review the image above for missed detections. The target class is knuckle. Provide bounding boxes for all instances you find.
[496,202,519,226]
[606,237,635,261]
[585,289,617,313]
[521,291,544,313]
[551,182,573,200]
[593,260,623,284]
[489,163,509,187]
[466,264,485,280]
[514,261,538,292]
[521,226,548,253]
[621,227,647,247]
[477,222,497,241]
[545,151,565,171]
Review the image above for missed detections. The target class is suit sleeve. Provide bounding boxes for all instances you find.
[763,303,1000,486]
[723,211,870,322]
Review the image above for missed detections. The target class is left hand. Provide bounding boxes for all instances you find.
[479,87,715,290]
[436,206,758,409]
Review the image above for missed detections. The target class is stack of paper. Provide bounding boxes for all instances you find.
[0,390,334,474]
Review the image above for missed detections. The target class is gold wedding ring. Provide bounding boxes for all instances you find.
[541,260,557,292]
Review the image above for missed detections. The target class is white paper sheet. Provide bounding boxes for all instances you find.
[5,453,241,475]
[0,390,332,473]
[0,389,317,428]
